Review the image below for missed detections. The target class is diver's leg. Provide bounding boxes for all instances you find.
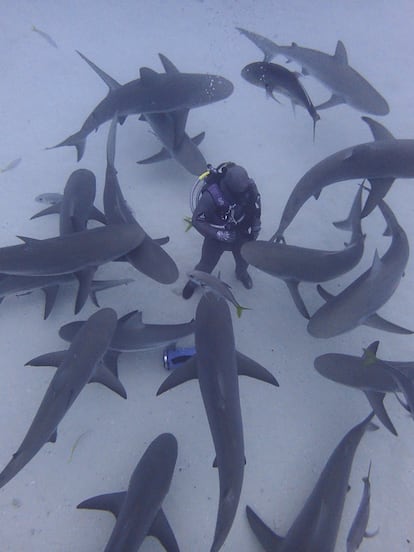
[232,240,253,289]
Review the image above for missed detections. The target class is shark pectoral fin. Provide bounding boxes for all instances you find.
[74,267,97,315]
[42,285,60,320]
[363,313,414,335]
[89,206,106,225]
[48,429,58,443]
[316,284,335,302]
[138,148,171,164]
[25,350,67,367]
[236,351,279,387]
[90,364,127,399]
[76,51,121,91]
[315,94,344,111]
[156,356,198,396]
[364,390,398,436]
[118,310,144,329]
[286,281,310,319]
[246,506,285,551]
[102,351,121,377]
[16,235,41,245]
[77,491,126,517]
[361,178,394,218]
[118,115,126,125]
[148,508,180,552]
[191,131,205,146]
[153,236,170,246]
[89,278,134,307]
[301,66,309,76]
[30,202,61,220]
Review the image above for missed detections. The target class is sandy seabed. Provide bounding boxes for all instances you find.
[1,1,414,550]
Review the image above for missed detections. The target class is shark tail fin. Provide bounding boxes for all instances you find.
[47,132,87,162]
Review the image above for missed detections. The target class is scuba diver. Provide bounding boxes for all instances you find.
[182,162,261,299]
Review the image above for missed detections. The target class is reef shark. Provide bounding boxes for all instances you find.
[237,28,389,115]
[0,272,133,319]
[0,308,125,490]
[307,199,412,338]
[241,61,320,139]
[271,116,414,243]
[31,169,106,229]
[31,168,107,313]
[314,341,414,435]
[157,292,278,552]
[50,51,233,161]
[0,224,145,277]
[246,412,377,552]
[104,113,179,284]
[78,433,179,552]
[242,185,364,318]
[137,53,207,176]
[56,309,195,376]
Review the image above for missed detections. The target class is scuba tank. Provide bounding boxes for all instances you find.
[189,162,235,213]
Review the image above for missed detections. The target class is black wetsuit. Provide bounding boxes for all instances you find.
[191,176,261,277]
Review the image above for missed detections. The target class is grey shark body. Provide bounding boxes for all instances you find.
[308,199,412,338]
[157,293,278,552]
[137,54,207,176]
[51,51,233,161]
[32,169,107,313]
[241,61,320,138]
[31,169,106,230]
[272,117,414,242]
[104,114,179,284]
[314,341,414,435]
[78,433,179,552]
[246,412,376,552]
[237,28,389,115]
[0,272,133,319]
[0,308,125,490]
[0,224,144,276]
[59,309,195,353]
[242,185,364,318]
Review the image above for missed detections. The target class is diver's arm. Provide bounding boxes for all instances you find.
[192,192,234,241]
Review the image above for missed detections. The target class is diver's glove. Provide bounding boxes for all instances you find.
[216,229,236,243]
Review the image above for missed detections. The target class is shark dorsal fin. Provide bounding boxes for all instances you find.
[291,41,298,47]
[140,67,160,85]
[370,250,382,274]
[77,491,126,518]
[334,40,348,64]
[158,53,180,74]
[363,341,380,359]
[118,310,144,328]
[362,116,395,141]
[76,51,121,91]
